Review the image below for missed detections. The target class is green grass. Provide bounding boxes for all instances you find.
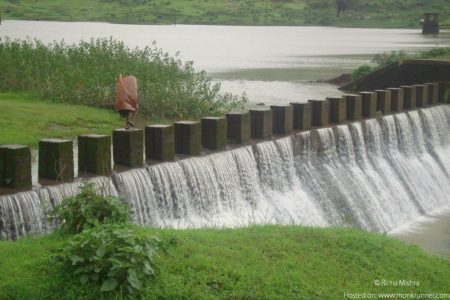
[1,0,449,28]
[0,225,449,299]
[0,92,123,147]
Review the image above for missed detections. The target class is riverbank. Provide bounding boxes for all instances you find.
[0,225,449,299]
[1,0,449,28]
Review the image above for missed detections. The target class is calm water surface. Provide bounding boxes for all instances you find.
[1,20,450,103]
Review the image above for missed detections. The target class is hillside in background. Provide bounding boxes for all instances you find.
[1,0,449,28]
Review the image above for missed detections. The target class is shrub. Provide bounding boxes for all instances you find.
[52,182,130,234]
[53,224,159,294]
[351,64,373,80]
[0,37,248,120]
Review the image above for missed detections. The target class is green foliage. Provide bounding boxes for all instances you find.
[51,182,130,234]
[351,64,374,80]
[0,226,449,299]
[0,37,247,120]
[372,50,407,67]
[53,224,159,295]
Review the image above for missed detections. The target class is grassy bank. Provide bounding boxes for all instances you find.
[0,226,449,299]
[0,92,123,147]
[1,0,449,28]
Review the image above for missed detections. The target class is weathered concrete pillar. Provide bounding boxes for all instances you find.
[425,82,438,105]
[359,92,377,118]
[290,102,311,130]
[202,117,227,150]
[437,81,447,103]
[387,88,404,113]
[39,138,74,181]
[344,94,362,121]
[112,129,144,167]
[401,85,416,109]
[78,134,111,175]
[250,108,273,138]
[414,84,429,107]
[145,125,175,161]
[0,145,32,188]
[271,105,293,134]
[174,121,202,155]
[375,89,392,114]
[308,100,329,127]
[227,112,251,144]
[327,97,346,124]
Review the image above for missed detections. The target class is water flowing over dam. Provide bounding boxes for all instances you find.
[1,105,450,239]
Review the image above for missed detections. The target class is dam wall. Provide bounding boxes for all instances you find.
[1,81,450,239]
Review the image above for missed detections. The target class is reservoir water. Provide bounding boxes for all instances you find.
[1,20,449,104]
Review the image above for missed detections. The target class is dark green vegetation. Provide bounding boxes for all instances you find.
[352,47,450,80]
[1,0,450,28]
[51,183,130,234]
[0,92,122,147]
[0,38,247,121]
[0,226,449,299]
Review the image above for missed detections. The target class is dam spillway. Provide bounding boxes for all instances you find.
[1,105,450,239]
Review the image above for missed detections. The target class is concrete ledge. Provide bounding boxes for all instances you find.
[414,84,429,107]
[271,105,293,134]
[174,121,202,155]
[78,134,111,175]
[401,85,417,109]
[39,138,74,181]
[250,108,273,138]
[113,129,144,167]
[344,94,362,121]
[327,97,346,124]
[227,112,251,144]
[375,89,391,114]
[425,82,438,105]
[308,100,329,127]
[202,117,227,150]
[145,125,175,161]
[290,102,311,130]
[387,88,404,113]
[359,92,377,118]
[0,145,32,188]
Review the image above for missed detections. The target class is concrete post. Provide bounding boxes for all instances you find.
[174,121,202,155]
[250,108,273,138]
[202,117,227,150]
[387,88,404,113]
[414,84,429,107]
[39,138,74,181]
[327,97,346,124]
[401,85,416,110]
[343,94,362,122]
[78,134,111,175]
[112,129,144,167]
[290,102,311,131]
[425,82,438,105]
[359,92,377,118]
[308,100,329,127]
[227,112,251,144]
[271,105,293,134]
[0,145,32,188]
[437,81,447,103]
[145,125,175,161]
[375,89,392,114]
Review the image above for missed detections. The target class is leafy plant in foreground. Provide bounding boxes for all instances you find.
[51,182,130,234]
[53,224,159,294]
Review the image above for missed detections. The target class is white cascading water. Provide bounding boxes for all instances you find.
[1,105,450,239]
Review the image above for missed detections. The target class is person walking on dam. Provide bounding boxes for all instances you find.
[115,74,139,129]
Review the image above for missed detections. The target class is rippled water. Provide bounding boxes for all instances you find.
[1,20,449,103]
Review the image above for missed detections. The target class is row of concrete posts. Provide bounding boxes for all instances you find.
[0,81,448,189]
